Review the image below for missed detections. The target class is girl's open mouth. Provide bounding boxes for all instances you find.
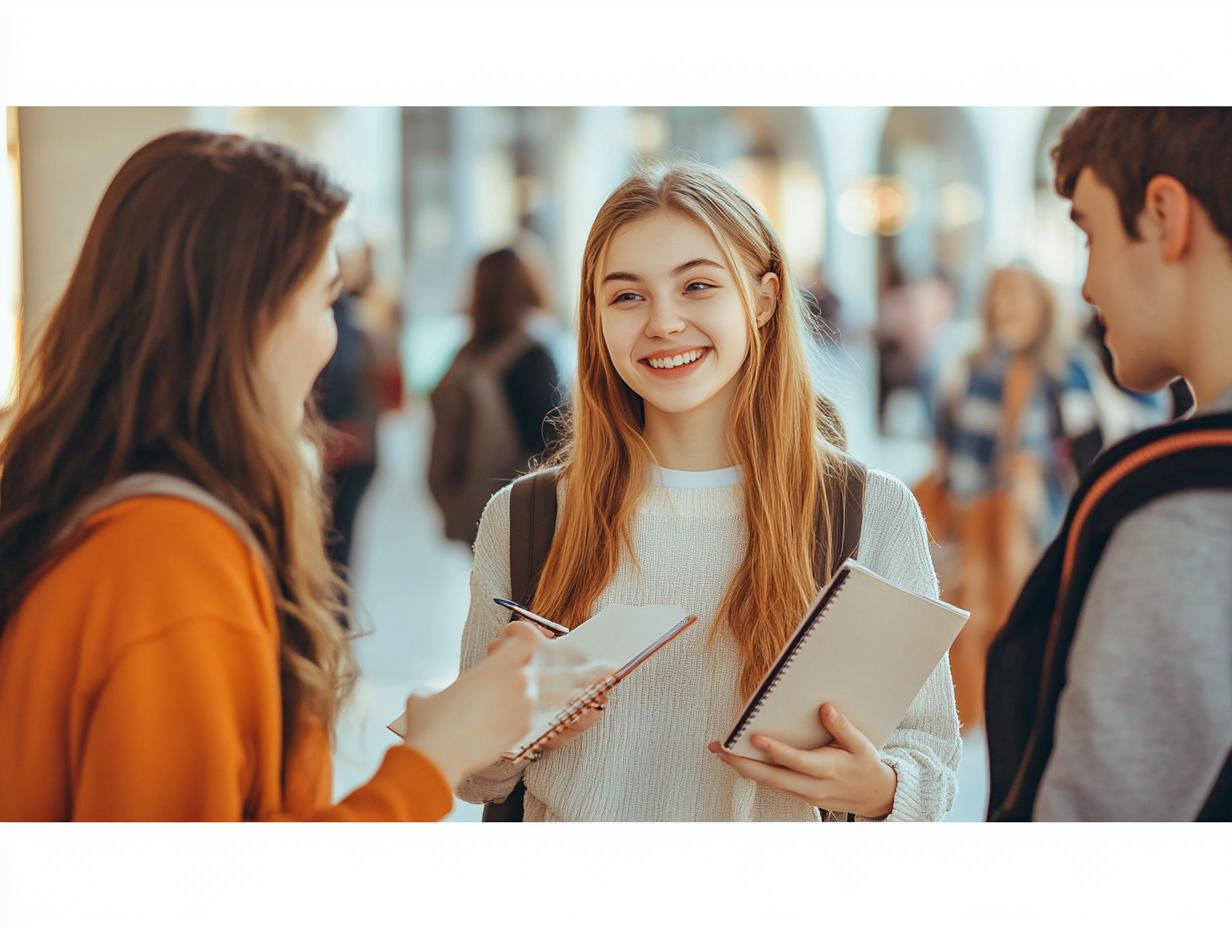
[640,347,710,378]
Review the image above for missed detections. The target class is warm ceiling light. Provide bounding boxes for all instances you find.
[838,176,916,236]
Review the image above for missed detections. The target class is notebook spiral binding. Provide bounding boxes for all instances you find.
[514,672,618,762]
[728,571,852,747]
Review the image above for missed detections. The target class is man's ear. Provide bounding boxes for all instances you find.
[1143,175,1192,263]
[755,272,780,328]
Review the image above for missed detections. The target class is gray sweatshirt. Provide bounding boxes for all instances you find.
[1034,387,1232,821]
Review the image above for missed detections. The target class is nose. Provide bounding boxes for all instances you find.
[644,300,686,339]
[1080,270,1096,309]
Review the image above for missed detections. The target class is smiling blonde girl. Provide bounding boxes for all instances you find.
[457,161,960,822]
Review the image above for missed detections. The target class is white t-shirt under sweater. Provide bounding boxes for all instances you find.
[456,465,962,821]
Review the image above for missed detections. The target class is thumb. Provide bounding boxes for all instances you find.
[492,623,539,664]
[819,703,872,755]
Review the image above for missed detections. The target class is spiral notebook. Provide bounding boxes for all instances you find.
[723,559,968,761]
[388,604,698,763]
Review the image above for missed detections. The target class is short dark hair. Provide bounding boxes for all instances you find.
[1052,107,1232,246]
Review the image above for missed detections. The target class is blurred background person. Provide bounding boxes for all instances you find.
[428,245,564,547]
[316,241,383,617]
[920,263,1102,730]
[876,265,956,439]
[349,242,408,417]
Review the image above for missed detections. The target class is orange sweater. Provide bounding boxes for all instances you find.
[0,496,453,821]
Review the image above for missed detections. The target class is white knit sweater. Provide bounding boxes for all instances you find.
[456,466,961,821]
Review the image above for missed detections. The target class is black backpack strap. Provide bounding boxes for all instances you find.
[816,456,867,823]
[1197,749,1232,822]
[509,467,560,606]
[815,456,868,585]
[483,467,560,823]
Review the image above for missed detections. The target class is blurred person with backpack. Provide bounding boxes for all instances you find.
[428,247,564,547]
[919,263,1102,731]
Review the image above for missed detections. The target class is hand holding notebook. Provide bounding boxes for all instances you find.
[722,559,968,763]
[389,602,697,762]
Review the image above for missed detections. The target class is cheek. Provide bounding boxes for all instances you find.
[709,301,750,363]
[262,310,337,409]
[600,312,638,369]
[315,309,339,371]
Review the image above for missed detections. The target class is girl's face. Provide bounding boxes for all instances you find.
[257,243,342,432]
[989,270,1048,353]
[598,209,776,420]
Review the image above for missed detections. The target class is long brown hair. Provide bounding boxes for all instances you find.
[465,246,544,349]
[0,129,354,748]
[532,162,848,700]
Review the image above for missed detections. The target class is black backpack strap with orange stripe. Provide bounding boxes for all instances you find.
[986,412,1232,821]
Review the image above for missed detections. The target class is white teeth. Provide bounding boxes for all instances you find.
[648,349,705,369]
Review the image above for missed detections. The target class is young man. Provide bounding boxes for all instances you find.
[985,108,1232,821]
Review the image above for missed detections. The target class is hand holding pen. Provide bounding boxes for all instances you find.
[492,597,570,638]
[487,597,611,750]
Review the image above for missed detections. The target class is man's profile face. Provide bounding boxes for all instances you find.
[1071,168,1178,394]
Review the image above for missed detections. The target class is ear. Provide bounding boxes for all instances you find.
[1143,175,1192,263]
[755,271,780,328]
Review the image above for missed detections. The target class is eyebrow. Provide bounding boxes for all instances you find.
[601,257,726,285]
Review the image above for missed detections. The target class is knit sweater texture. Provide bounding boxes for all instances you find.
[457,467,961,821]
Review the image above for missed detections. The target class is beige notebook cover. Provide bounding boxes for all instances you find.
[389,603,697,762]
[723,559,968,762]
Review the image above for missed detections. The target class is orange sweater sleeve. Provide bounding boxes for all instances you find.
[75,614,452,822]
[297,746,454,823]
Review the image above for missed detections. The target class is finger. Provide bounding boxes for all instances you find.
[506,621,546,643]
[566,706,604,732]
[492,624,539,663]
[818,704,874,756]
[511,619,552,640]
[709,744,824,798]
[749,735,833,779]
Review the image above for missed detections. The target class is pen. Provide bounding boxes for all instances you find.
[492,598,570,637]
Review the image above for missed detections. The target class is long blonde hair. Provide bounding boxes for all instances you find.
[533,162,849,700]
[0,130,354,755]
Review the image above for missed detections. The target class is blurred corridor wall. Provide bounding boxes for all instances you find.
[17,107,226,361]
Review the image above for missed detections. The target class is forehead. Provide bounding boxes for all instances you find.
[602,209,726,276]
[1072,166,1116,219]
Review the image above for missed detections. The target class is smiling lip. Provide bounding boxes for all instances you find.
[639,346,710,362]
[638,346,711,379]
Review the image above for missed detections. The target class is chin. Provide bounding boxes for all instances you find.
[1111,357,1171,396]
[643,392,713,416]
